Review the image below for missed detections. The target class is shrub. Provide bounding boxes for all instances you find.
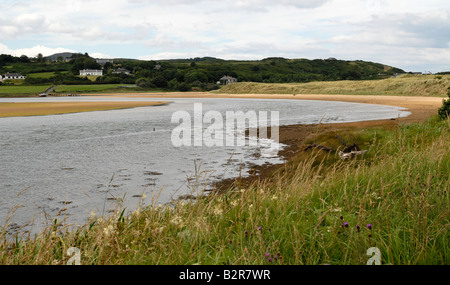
[438,87,450,120]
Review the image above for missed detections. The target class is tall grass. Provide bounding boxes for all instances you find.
[217,74,450,97]
[0,116,448,265]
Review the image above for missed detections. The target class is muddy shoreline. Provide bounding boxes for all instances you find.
[211,118,403,194]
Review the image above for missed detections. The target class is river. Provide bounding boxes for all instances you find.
[0,96,410,234]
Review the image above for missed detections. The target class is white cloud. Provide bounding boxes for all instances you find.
[0,0,449,72]
[0,43,76,58]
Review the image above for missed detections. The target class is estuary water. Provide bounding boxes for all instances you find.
[0,96,410,233]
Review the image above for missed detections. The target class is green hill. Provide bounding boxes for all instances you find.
[1,53,406,92]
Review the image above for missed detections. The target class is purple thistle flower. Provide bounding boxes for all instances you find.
[367,224,373,230]
[258,226,262,231]
[265,253,270,258]
[343,222,349,227]
[268,258,272,262]
[356,224,360,232]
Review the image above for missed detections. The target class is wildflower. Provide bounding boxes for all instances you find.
[343,222,349,228]
[213,206,223,216]
[268,258,273,262]
[340,215,344,220]
[356,224,360,232]
[170,215,183,227]
[244,230,248,237]
[265,253,270,258]
[367,224,373,230]
[258,226,262,231]
[153,226,165,234]
[103,224,115,237]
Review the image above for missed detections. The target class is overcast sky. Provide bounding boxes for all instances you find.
[1,0,449,72]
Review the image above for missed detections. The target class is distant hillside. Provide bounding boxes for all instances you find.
[116,57,406,83]
[2,53,409,92]
[44,52,77,61]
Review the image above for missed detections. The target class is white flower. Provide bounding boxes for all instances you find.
[103,224,116,237]
[214,206,223,216]
[170,215,183,227]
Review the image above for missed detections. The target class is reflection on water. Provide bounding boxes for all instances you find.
[0,97,410,233]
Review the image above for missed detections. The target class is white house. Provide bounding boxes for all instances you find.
[218,75,237,85]
[80,69,103,76]
[112,68,130,75]
[2,72,25,80]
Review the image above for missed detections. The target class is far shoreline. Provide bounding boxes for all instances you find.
[82,91,443,123]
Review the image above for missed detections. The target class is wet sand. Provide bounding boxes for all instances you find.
[0,101,170,117]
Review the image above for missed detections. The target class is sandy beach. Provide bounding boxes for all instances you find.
[86,92,443,124]
[0,101,170,117]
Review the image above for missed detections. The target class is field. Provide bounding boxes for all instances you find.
[54,84,125,93]
[0,85,51,96]
[26,71,69,78]
[217,74,450,97]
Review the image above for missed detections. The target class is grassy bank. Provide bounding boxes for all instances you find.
[54,84,166,94]
[0,85,52,97]
[217,74,450,97]
[0,84,164,97]
[1,114,448,265]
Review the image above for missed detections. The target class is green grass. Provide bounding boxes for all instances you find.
[0,85,52,96]
[27,71,68,79]
[217,74,450,97]
[0,115,448,265]
[54,84,167,94]
[54,84,125,93]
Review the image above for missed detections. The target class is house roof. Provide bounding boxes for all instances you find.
[220,75,236,80]
[5,72,23,76]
